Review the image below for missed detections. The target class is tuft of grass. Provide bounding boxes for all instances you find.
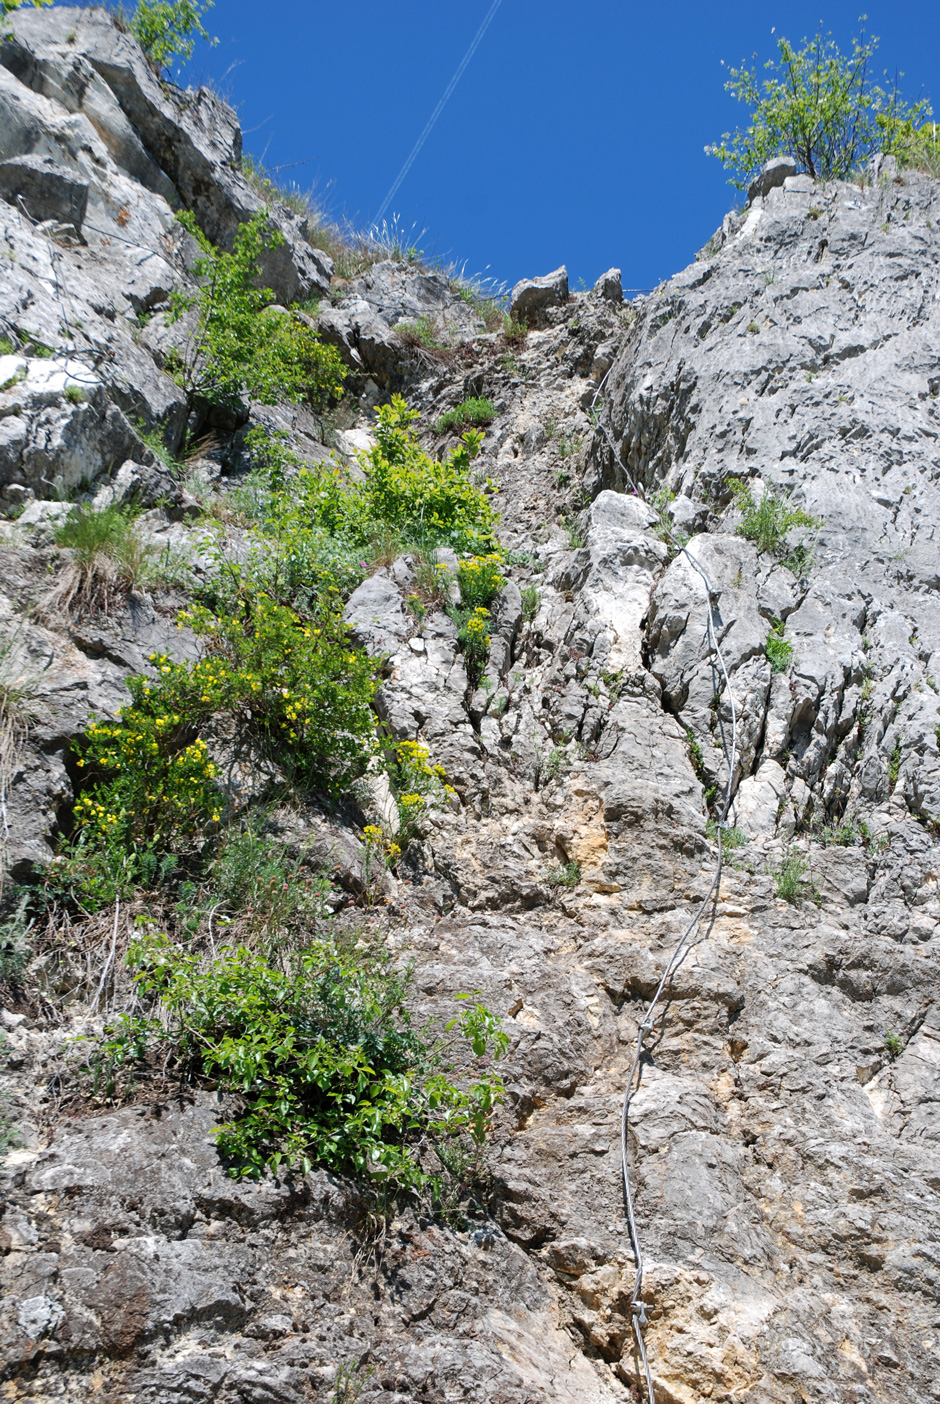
[434,397,496,434]
[395,316,450,355]
[501,315,528,346]
[49,505,159,617]
[771,850,814,903]
[706,820,748,850]
[520,583,540,622]
[545,860,581,888]
[64,384,83,405]
[766,621,794,674]
[884,1030,904,1059]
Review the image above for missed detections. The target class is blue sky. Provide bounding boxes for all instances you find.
[176,0,940,292]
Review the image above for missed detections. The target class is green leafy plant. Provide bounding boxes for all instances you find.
[456,553,504,610]
[708,26,930,188]
[501,315,528,345]
[92,929,508,1195]
[126,0,216,75]
[772,850,813,903]
[706,820,748,850]
[434,397,496,433]
[64,384,83,405]
[884,1030,904,1059]
[766,621,795,674]
[452,606,491,688]
[730,480,820,572]
[168,210,346,418]
[520,583,540,622]
[395,316,448,354]
[545,860,581,888]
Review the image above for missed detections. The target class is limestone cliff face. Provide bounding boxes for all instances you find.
[0,12,938,1404]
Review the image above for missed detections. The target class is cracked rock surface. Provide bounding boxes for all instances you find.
[0,14,939,1404]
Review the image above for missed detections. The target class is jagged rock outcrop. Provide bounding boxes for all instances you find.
[0,13,939,1404]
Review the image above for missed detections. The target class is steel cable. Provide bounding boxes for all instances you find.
[589,365,740,1404]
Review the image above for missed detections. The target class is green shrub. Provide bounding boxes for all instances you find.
[387,739,454,843]
[766,621,794,674]
[53,597,379,909]
[202,820,330,945]
[730,480,820,571]
[884,1030,904,1059]
[126,0,216,74]
[434,398,496,433]
[456,553,504,610]
[64,384,83,405]
[708,27,930,188]
[168,210,346,417]
[93,929,508,1192]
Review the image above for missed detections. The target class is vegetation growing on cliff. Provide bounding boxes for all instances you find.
[709,26,931,187]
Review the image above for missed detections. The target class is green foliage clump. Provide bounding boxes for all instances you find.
[388,739,454,843]
[126,0,215,74]
[169,210,346,417]
[520,583,540,622]
[194,819,330,946]
[456,553,504,610]
[52,504,168,616]
[94,929,508,1192]
[772,850,814,903]
[884,1030,904,1059]
[708,27,930,188]
[502,315,528,344]
[730,480,820,573]
[55,599,378,909]
[434,398,496,434]
[766,621,795,674]
[545,860,581,888]
[453,606,491,687]
[395,316,448,353]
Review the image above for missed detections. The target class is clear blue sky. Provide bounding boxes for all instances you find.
[176,0,940,292]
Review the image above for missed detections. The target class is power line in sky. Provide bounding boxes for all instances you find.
[373,0,503,225]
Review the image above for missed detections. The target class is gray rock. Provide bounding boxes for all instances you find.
[0,152,88,227]
[593,268,622,303]
[747,156,797,203]
[510,266,568,325]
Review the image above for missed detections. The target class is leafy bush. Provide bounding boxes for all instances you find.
[766,621,794,674]
[434,398,496,434]
[94,929,508,1193]
[169,210,346,417]
[730,480,820,572]
[126,0,215,74]
[708,27,930,188]
[387,739,454,842]
[884,1030,904,1059]
[54,597,378,909]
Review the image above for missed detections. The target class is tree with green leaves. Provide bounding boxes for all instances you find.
[708,25,931,189]
[126,0,216,75]
[168,209,346,419]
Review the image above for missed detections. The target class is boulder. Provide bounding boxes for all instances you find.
[593,268,622,303]
[510,266,568,325]
[747,156,797,203]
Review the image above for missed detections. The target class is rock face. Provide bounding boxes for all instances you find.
[510,265,569,324]
[1,13,939,1404]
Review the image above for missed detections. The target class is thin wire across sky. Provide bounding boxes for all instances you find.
[373,0,504,225]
